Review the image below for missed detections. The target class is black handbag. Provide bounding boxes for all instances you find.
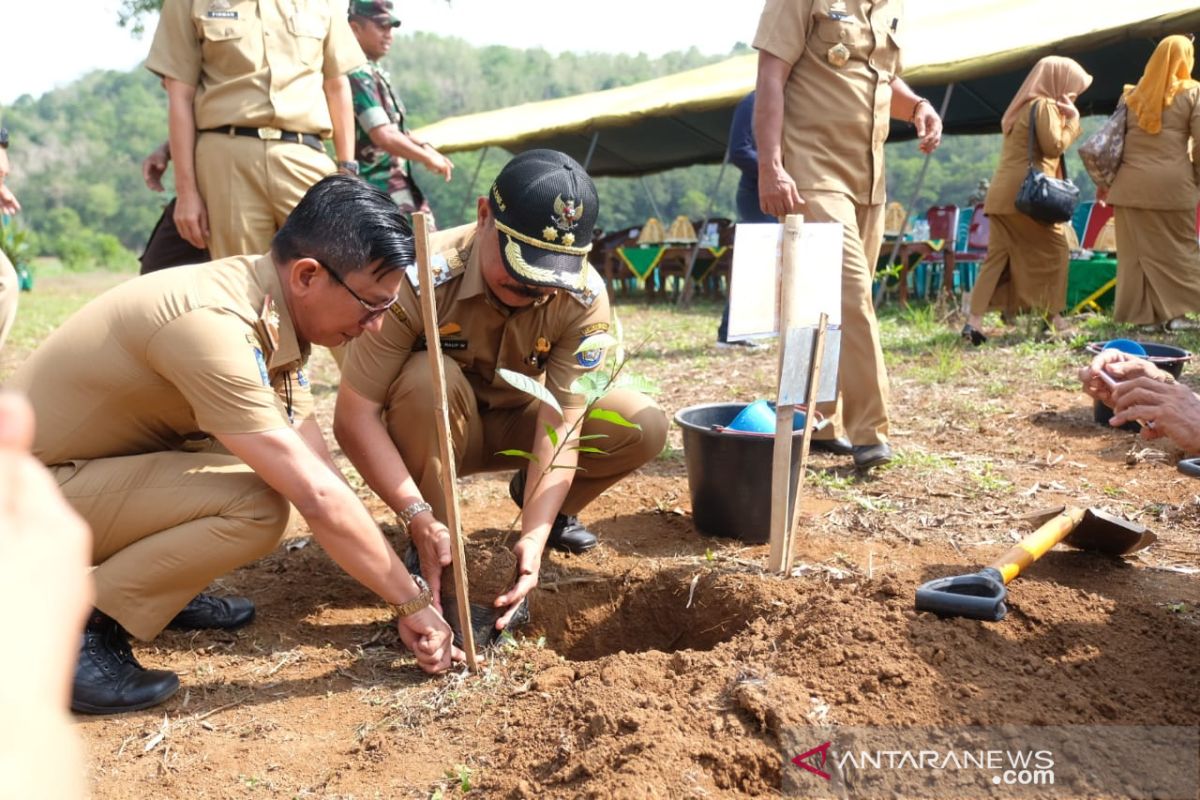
[1014,101,1080,224]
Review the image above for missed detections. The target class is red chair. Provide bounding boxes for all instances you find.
[1081,203,1114,250]
[925,205,961,301]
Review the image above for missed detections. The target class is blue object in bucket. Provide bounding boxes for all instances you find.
[1102,339,1147,356]
[727,399,806,433]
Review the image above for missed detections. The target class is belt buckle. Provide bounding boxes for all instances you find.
[257,126,283,141]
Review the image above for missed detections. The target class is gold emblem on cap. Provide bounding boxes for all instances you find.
[552,195,583,232]
[542,226,559,243]
[827,42,850,67]
[562,232,575,246]
[503,235,586,290]
[491,185,507,212]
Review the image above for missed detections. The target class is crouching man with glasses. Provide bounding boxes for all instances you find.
[6,176,472,716]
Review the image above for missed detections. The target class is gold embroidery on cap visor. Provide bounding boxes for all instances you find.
[502,234,588,291]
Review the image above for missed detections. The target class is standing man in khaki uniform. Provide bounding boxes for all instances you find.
[754,0,942,469]
[146,0,366,259]
[7,176,468,716]
[335,150,667,635]
[0,126,21,351]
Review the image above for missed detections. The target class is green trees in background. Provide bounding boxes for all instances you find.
[1,25,1099,271]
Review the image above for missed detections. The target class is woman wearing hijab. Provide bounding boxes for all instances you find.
[1107,35,1200,331]
[962,56,1093,345]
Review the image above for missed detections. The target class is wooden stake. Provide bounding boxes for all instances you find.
[767,215,803,573]
[412,212,478,671]
[786,312,828,572]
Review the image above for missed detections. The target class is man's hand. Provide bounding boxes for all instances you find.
[422,145,454,182]
[1095,186,1110,207]
[914,103,943,154]
[757,163,803,218]
[493,536,542,630]
[0,184,19,216]
[1078,350,1171,406]
[142,142,171,192]
[173,189,210,250]
[395,605,470,673]
[1109,377,1200,447]
[408,512,451,613]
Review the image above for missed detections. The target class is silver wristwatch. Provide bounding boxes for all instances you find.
[397,500,433,534]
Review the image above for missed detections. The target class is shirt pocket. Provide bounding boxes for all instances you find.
[285,12,327,68]
[197,17,256,74]
[813,17,869,61]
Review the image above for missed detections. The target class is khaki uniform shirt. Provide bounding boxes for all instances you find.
[146,0,365,136]
[984,100,1081,217]
[754,0,904,205]
[7,256,313,466]
[341,224,611,412]
[1108,85,1200,211]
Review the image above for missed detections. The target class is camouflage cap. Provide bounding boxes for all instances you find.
[349,0,400,27]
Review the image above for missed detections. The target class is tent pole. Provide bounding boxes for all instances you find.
[638,175,665,222]
[678,148,732,307]
[878,83,955,305]
[582,131,600,172]
[456,146,489,224]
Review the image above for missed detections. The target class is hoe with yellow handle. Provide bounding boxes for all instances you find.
[915,507,1156,621]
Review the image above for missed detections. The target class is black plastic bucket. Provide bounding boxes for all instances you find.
[674,402,806,543]
[1086,341,1191,430]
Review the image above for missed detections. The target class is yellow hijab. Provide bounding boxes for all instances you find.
[1124,35,1200,134]
[1001,56,1093,135]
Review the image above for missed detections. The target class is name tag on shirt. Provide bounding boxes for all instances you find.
[206,10,239,19]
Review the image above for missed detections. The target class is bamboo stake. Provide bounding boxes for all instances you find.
[786,312,828,572]
[412,212,478,671]
[767,214,803,573]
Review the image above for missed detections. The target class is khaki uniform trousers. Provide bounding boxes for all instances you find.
[0,250,17,352]
[196,133,334,259]
[798,191,889,445]
[383,353,669,521]
[52,451,292,640]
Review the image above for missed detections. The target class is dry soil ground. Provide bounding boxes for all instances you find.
[5,275,1199,799]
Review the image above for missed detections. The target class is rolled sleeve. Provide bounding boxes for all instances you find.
[145,0,201,84]
[323,5,367,78]
[754,0,810,65]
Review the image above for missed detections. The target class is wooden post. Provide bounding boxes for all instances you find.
[786,312,828,572]
[767,214,803,573]
[412,212,479,671]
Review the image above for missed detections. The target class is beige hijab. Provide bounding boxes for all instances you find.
[1124,35,1200,134]
[1000,56,1094,135]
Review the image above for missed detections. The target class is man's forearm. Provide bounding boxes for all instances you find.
[333,392,425,515]
[324,75,355,164]
[754,53,790,176]
[369,125,433,166]
[519,405,581,543]
[164,79,199,197]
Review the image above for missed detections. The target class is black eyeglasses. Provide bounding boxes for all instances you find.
[316,261,397,325]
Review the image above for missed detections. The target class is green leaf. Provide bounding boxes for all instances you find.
[571,446,609,455]
[574,332,618,354]
[615,372,661,395]
[542,423,559,448]
[548,463,586,471]
[495,449,539,463]
[588,408,642,429]
[577,433,609,441]
[569,371,611,401]
[497,368,563,418]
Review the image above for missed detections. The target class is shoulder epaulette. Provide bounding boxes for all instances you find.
[405,248,466,294]
[568,264,607,308]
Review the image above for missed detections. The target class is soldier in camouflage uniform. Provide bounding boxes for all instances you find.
[347,0,454,221]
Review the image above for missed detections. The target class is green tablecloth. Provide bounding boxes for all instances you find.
[615,245,729,282]
[1066,255,1117,313]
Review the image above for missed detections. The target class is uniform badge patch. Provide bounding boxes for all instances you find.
[575,335,606,368]
[296,368,309,388]
[580,322,610,337]
[252,348,270,386]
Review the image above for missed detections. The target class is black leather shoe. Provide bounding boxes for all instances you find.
[72,611,180,715]
[961,324,987,347]
[508,471,599,554]
[808,435,854,456]
[852,443,893,469]
[166,593,255,631]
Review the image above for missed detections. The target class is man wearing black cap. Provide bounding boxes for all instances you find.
[334,150,667,632]
[347,0,454,219]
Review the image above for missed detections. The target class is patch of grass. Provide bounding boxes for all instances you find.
[881,447,955,472]
[968,462,1013,494]
[907,342,964,384]
[806,468,856,491]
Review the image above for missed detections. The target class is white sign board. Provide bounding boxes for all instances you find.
[726,222,843,340]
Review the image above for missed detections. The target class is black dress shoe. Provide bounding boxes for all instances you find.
[166,593,255,631]
[852,443,893,469]
[808,435,854,456]
[508,471,598,554]
[72,611,179,715]
[961,324,987,346]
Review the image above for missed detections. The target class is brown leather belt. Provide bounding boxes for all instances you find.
[201,126,323,151]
